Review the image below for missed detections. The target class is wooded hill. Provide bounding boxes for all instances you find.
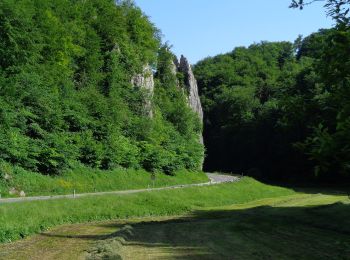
[0,0,204,177]
[194,26,350,182]
[1,0,349,184]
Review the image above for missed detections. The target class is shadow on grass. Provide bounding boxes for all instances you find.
[40,231,122,241]
[45,201,350,259]
[254,176,350,198]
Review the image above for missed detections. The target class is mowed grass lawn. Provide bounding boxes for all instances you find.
[88,194,350,260]
[0,178,349,260]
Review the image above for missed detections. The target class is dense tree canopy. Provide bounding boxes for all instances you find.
[195,26,350,182]
[0,0,203,176]
[1,0,348,184]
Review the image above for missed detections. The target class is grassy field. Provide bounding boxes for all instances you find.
[0,178,349,259]
[0,178,292,243]
[87,194,350,260]
[0,168,208,198]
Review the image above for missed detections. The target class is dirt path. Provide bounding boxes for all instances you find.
[0,173,239,204]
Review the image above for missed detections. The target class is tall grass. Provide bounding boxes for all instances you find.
[0,178,295,243]
[0,166,208,198]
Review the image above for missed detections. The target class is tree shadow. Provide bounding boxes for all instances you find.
[46,201,350,259]
[250,175,350,197]
[40,230,123,241]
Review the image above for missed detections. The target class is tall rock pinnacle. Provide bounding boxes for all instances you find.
[177,55,204,122]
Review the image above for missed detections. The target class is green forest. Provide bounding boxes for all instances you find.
[0,1,350,258]
[0,0,203,181]
[0,0,349,186]
[195,1,350,182]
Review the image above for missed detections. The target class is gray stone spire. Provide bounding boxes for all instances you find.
[177,55,204,122]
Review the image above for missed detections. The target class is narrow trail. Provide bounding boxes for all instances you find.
[0,173,239,204]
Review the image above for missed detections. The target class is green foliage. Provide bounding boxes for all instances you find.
[290,0,350,24]
[0,0,203,177]
[295,27,350,177]
[195,29,350,181]
[144,45,204,174]
[195,41,305,180]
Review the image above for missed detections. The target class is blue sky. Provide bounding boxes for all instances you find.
[134,0,333,64]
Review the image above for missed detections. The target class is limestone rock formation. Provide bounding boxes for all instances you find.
[131,56,204,145]
[177,55,204,122]
[9,187,17,195]
[171,55,204,147]
[131,65,154,117]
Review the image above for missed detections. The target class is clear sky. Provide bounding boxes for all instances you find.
[134,0,333,64]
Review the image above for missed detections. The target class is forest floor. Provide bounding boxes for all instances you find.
[0,180,349,260]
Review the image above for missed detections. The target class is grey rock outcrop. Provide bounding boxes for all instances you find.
[177,55,203,122]
[131,65,154,117]
[9,187,17,195]
[1,173,11,180]
[171,55,204,149]
[131,56,204,145]
[8,188,26,197]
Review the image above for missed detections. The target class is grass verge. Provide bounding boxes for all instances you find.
[0,167,208,198]
[0,177,293,243]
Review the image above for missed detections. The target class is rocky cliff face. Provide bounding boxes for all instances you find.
[132,56,204,168]
[131,57,203,126]
[176,55,203,122]
[131,65,154,118]
[171,55,204,148]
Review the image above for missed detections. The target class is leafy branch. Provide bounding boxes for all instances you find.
[290,0,350,24]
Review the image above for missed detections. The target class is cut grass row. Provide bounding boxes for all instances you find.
[0,168,208,198]
[88,194,350,260]
[0,177,294,243]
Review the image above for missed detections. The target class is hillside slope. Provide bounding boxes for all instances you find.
[0,0,204,185]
